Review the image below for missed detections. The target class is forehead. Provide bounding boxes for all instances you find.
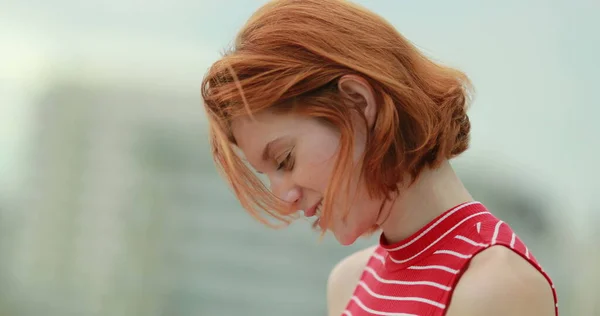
[230,111,296,157]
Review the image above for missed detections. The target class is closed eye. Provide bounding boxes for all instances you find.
[276,150,295,171]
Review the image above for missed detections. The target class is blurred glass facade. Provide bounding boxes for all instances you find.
[1,1,598,315]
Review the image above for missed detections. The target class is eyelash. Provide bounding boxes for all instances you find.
[277,151,295,171]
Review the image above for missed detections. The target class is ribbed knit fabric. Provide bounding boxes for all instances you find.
[342,201,558,316]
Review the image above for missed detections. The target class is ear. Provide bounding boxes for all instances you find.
[338,75,377,128]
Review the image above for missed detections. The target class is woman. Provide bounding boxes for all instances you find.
[201,0,558,315]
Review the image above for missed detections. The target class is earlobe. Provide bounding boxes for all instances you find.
[338,75,378,128]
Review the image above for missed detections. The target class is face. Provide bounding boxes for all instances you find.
[230,77,385,245]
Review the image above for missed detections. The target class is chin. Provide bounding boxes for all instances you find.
[333,229,361,246]
[332,221,380,246]
[335,235,357,246]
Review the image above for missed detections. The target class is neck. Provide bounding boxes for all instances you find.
[377,160,473,244]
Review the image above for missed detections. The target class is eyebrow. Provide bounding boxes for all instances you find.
[256,137,283,174]
[262,138,280,161]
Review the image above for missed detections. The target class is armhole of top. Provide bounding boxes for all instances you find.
[337,245,381,314]
[447,241,559,316]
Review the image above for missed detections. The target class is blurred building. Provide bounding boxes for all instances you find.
[1,1,598,315]
[0,76,579,316]
[3,79,378,316]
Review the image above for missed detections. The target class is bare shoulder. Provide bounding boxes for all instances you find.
[446,246,555,316]
[327,245,378,316]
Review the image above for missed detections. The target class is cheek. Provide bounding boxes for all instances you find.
[331,178,382,243]
[332,203,377,245]
[294,156,333,192]
[294,143,339,192]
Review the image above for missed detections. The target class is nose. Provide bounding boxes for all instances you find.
[269,175,301,205]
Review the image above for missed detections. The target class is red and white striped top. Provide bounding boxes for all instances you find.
[342,201,559,316]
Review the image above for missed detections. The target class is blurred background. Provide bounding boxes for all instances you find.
[0,0,598,315]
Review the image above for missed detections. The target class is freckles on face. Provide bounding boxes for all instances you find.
[230,110,381,244]
[230,111,339,201]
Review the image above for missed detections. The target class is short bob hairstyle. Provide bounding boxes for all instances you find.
[201,0,473,229]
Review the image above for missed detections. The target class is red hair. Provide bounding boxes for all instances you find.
[201,0,473,230]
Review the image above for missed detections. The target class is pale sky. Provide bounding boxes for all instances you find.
[1,0,598,207]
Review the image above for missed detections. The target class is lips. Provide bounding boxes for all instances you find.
[304,200,322,217]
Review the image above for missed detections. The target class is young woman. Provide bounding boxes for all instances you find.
[201,0,558,315]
